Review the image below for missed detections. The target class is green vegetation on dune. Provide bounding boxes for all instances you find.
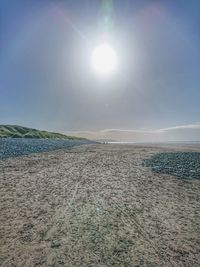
[0,125,86,140]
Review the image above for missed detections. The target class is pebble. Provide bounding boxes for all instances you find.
[144,152,200,180]
[0,138,92,160]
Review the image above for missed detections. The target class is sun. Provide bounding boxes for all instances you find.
[91,43,118,75]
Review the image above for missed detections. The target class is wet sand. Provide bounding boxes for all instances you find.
[0,144,200,267]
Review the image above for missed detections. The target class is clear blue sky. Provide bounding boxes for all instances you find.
[0,0,200,133]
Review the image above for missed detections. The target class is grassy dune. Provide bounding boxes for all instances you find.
[0,125,86,140]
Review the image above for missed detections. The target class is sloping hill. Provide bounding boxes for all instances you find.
[0,125,86,140]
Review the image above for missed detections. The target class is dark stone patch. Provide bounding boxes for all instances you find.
[144,152,200,180]
[0,138,93,160]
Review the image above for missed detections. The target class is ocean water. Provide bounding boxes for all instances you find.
[0,138,92,160]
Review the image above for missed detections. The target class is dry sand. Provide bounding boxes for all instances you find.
[0,144,200,267]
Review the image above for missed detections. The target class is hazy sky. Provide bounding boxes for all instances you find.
[1,0,200,137]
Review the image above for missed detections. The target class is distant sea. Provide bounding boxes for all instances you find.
[107,141,200,145]
[0,138,93,160]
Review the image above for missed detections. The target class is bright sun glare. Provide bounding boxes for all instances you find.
[91,43,118,75]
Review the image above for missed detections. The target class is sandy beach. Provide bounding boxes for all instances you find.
[0,144,200,267]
